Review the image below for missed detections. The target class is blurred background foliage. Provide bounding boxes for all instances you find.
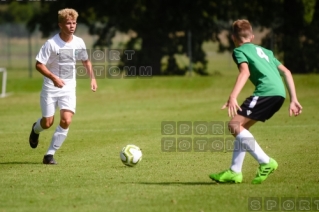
[0,0,318,75]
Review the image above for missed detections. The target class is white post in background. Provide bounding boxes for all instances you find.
[0,68,7,98]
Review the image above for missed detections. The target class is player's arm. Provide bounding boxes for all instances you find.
[222,62,250,117]
[81,59,97,92]
[35,61,65,88]
[277,64,302,116]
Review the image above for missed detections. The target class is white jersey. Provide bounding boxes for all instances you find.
[35,34,88,97]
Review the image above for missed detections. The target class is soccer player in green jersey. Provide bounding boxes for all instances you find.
[209,19,302,184]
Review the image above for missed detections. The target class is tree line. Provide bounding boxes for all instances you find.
[1,0,318,74]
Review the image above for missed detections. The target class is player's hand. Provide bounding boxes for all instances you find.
[53,77,65,88]
[221,97,242,117]
[289,100,302,116]
[91,79,97,92]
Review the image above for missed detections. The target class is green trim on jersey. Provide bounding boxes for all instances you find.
[232,43,286,98]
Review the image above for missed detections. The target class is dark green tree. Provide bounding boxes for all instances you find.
[213,0,318,73]
[27,0,319,74]
[271,0,307,73]
[260,0,318,73]
[27,0,223,75]
[303,0,319,73]
[0,1,38,24]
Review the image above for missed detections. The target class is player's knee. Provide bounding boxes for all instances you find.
[60,118,72,128]
[43,122,53,129]
[226,122,232,131]
[227,121,240,135]
[41,118,54,129]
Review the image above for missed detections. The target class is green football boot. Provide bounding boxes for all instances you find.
[252,158,278,184]
[209,169,243,183]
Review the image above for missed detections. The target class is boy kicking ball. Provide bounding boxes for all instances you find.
[209,19,302,184]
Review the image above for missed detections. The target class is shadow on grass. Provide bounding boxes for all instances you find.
[111,166,134,168]
[137,182,218,186]
[0,161,42,165]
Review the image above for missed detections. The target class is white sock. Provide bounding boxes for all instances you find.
[230,139,246,173]
[237,129,270,164]
[33,118,44,134]
[46,125,69,155]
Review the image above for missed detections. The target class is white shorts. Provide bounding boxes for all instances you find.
[40,95,76,117]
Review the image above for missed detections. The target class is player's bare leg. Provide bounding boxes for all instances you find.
[229,115,277,184]
[43,110,73,165]
[29,116,54,148]
[210,115,277,184]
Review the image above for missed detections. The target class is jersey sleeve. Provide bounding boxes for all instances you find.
[75,38,89,61]
[35,41,51,65]
[232,49,248,65]
[272,54,282,67]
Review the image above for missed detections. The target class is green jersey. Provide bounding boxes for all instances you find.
[232,43,286,98]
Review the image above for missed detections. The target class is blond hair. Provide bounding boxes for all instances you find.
[58,8,78,23]
[232,19,253,42]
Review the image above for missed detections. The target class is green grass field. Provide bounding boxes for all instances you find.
[0,68,319,212]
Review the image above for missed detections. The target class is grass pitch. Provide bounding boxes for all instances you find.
[0,69,318,212]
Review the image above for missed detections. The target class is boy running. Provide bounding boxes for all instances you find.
[29,8,97,164]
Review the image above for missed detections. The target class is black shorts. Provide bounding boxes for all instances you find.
[237,96,285,122]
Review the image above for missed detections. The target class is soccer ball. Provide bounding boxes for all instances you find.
[120,144,142,167]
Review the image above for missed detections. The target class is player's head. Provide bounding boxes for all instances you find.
[232,19,254,46]
[58,8,78,35]
[58,8,78,23]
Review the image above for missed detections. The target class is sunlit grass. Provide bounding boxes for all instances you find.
[0,68,318,212]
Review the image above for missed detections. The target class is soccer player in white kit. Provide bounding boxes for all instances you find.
[29,8,97,164]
